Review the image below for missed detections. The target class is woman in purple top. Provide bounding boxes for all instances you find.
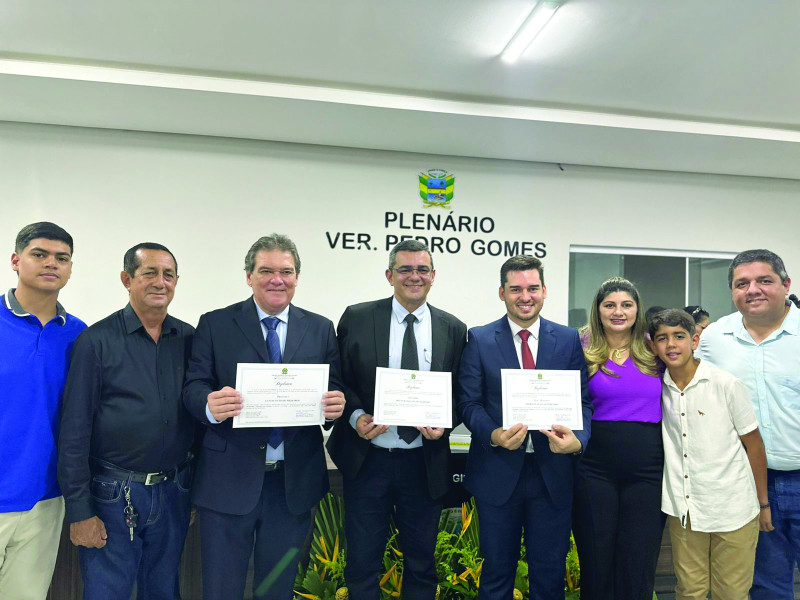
[572,277,663,600]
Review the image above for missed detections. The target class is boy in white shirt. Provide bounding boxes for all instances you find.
[649,308,772,600]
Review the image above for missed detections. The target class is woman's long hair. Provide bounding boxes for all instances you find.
[580,277,658,378]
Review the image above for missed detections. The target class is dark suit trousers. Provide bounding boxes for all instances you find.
[572,421,664,600]
[198,469,311,600]
[475,453,571,600]
[343,447,441,600]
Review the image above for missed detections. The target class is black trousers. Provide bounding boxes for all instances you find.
[343,447,441,600]
[198,470,311,600]
[572,421,664,600]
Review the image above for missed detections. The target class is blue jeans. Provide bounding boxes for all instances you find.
[750,469,800,600]
[79,463,192,600]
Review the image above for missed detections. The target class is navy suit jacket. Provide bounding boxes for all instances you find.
[326,297,466,500]
[457,315,592,507]
[183,298,343,516]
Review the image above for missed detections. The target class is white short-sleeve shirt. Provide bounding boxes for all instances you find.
[661,360,759,532]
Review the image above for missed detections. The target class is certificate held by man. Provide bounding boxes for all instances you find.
[233,363,329,428]
[374,367,453,429]
[501,369,583,431]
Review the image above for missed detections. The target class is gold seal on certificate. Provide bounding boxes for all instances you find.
[373,367,453,429]
[233,363,329,428]
[500,369,583,431]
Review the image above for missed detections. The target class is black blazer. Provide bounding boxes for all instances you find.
[326,297,466,500]
[183,298,343,516]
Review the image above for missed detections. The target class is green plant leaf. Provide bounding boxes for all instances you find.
[256,547,299,596]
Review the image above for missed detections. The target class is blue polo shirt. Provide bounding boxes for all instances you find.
[0,289,86,512]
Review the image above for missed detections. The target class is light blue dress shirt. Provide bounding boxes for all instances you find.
[349,297,432,448]
[697,303,800,470]
[206,299,289,460]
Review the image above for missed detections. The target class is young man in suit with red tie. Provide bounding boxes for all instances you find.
[326,239,467,599]
[457,255,592,600]
[183,234,346,600]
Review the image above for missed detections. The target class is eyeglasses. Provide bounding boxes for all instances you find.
[392,266,432,276]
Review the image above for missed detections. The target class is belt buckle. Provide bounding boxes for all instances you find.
[264,461,280,472]
[144,472,164,485]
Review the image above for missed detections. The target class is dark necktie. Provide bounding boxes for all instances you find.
[263,317,283,449]
[518,329,536,369]
[398,313,420,444]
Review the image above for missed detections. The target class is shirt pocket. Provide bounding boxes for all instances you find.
[778,376,800,409]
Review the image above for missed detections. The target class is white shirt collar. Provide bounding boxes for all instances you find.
[507,316,540,340]
[253,298,290,324]
[392,296,428,324]
[663,359,710,392]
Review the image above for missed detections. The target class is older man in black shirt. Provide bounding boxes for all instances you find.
[58,242,195,600]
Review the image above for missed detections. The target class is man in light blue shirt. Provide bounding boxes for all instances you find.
[697,249,800,599]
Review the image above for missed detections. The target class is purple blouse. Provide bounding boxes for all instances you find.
[588,356,662,422]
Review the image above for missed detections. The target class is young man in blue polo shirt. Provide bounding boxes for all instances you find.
[0,222,86,600]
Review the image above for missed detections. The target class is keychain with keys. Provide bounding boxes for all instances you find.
[123,485,138,541]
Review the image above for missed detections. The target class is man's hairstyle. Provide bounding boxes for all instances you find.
[683,305,709,324]
[244,234,301,274]
[728,249,788,288]
[387,239,434,270]
[15,222,74,255]
[649,308,696,338]
[500,255,544,287]
[123,243,178,277]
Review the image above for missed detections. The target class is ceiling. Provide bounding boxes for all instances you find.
[2,0,799,178]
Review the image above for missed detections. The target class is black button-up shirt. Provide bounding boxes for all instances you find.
[58,304,195,523]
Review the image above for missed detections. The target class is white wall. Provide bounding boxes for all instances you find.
[1,120,797,329]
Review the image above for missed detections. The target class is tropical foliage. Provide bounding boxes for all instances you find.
[293,493,583,599]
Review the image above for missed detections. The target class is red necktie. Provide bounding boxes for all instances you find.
[518,329,536,369]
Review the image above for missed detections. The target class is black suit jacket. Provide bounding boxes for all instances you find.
[183,298,343,516]
[326,297,466,500]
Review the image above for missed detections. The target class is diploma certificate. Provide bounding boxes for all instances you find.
[374,367,452,429]
[233,363,329,428]
[501,369,583,431]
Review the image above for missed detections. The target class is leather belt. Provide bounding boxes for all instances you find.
[370,445,423,454]
[265,460,284,472]
[91,455,192,486]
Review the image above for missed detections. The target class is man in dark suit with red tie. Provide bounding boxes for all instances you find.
[183,234,345,600]
[326,239,466,599]
[457,255,592,600]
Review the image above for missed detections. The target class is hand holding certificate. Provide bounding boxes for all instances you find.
[373,367,452,429]
[233,363,329,428]
[501,369,583,431]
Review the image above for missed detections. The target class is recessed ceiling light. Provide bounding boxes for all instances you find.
[501,0,562,63]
